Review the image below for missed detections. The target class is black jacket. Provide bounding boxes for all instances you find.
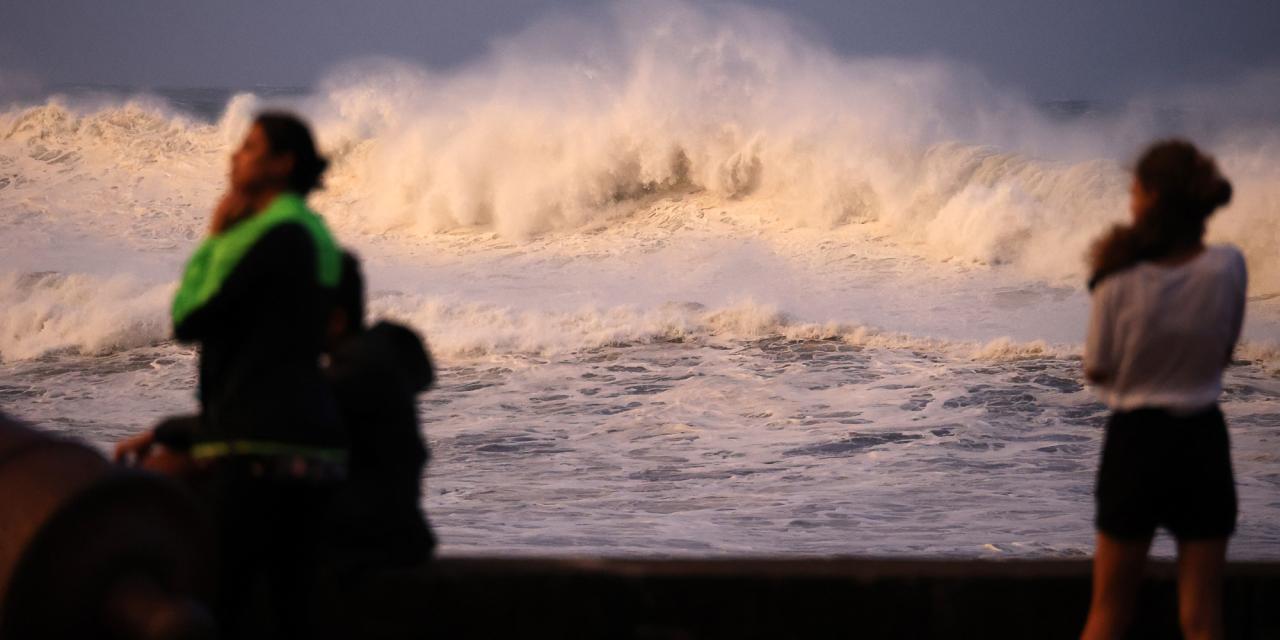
[325,321,436,564]
[174,223,344,450]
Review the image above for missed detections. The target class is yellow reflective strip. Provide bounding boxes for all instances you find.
[190,442,232,459]
[190,440,347,463]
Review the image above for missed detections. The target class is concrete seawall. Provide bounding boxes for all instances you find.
[331,557,1280,638]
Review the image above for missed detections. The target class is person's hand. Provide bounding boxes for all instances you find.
[209,190,251,235]
[113,429,156,465]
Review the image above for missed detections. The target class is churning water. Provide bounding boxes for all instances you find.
[2,2,1278,557]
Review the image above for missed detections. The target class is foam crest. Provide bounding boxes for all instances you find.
[5,269,1278,389]
[287,2,1277,288]
[0,97,226,247]
[1,2,1278,292]
[0,271,173,361]
[369,293,1075,362]
[1,97,218,165]
[298,5,1051,241]
[2,271,1070,363]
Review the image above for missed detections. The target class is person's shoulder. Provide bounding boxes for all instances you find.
[1204,244,1247,281]
[246,218,314,253]
[1091,266,1133,300]
[1207,243,1245,267]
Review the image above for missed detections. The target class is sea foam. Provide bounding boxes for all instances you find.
[3,2,1278,298]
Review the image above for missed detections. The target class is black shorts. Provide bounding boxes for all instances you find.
[1095,405,1237,541]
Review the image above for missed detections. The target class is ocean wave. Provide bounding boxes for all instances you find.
[0,271,173,361]
[0,269,1064,363]
[7,269,1280,381]
[371,294,1076,362]
[1,2,1278,292]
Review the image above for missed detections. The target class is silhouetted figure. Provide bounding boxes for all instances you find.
[115,112,346,639]
[1081,140,1242,640]
[324,252,436,573]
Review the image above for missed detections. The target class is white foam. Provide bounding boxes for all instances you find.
[0,271,172,361]
[2,3,1278,295]
[3,1,1279,561]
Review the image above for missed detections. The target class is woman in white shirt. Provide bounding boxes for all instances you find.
[1081,140,1243,640]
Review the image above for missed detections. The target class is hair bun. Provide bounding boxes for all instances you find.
[1211,177,1233,208]
[1187,151,1231,214]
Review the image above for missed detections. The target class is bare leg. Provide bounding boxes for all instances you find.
[1176,538,1228,640]
[1081,532,1152,640]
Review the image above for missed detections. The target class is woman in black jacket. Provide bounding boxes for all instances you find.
[116,112,346,638]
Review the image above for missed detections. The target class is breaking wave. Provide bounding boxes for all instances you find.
[7,269,1280,374]
[3,3,1279,290]
[2,1,1279,367]
[0,271,172,361]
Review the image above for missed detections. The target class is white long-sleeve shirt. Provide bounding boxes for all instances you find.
[1085,244,1247,414]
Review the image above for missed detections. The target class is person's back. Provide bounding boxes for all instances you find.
[327,320,436,568]
[1087,244,1246,414]
[1081,139,1242,640]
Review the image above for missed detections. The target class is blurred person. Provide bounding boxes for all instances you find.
[323,252,437,573]
[114,112,345,639]
[1081,140,1243,640]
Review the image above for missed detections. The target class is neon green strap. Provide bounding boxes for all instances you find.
[191,440,348,464]
[172,193,341,326]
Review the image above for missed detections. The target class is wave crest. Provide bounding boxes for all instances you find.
[1,2,1279,291]
[0,271,173,361]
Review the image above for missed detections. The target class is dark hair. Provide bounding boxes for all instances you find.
[336,251,366,334]
[1088,139,1232,289]
[254,111,329,196]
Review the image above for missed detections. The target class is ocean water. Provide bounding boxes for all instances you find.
[2,3,1279,558]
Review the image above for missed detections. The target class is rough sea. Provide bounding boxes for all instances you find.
[3,4,1279,558]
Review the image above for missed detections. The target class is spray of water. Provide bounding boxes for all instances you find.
[1,1,1278,362]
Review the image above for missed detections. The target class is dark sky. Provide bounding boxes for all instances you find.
[3,0,1278,100]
